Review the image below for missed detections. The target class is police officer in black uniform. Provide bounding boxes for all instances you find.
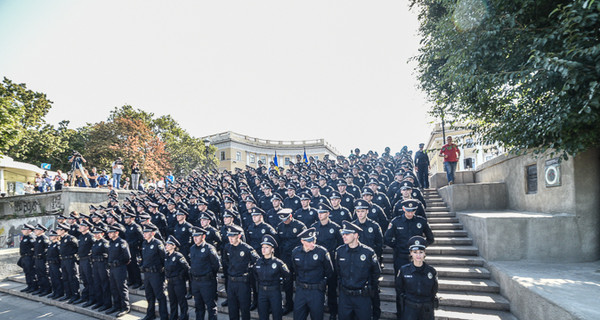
[90,225,112,312]
[18,224,37,293]
[336,221,381,320]
[199,213,222,250]
[47,230,64,299]
[253,234,291,320]
[329,191,353,226]
[294,192,318,227]
[123,212,144,289]
[189,226,221,320]
[32,224,51,296]
[55,223,80,303]
[292,227,333,320]
[106,224,131,317]
[395,236,438,320]
[74,220,94,306]
[276,208,306,314]
[222,225,260,320]
[140,224,168,320]
[165,235,190,320]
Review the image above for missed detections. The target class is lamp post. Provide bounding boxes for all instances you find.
[203,139,212,170]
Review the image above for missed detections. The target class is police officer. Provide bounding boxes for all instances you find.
[18,223,37,293]
[329,191,353,227]
[265,193,284,228]
[148,202,168,238]
[292,227,333,320]
[361,188,389,232]
[32,224,51,296]
[90,225,112,312]
[276,208,306,314]
[123,212,144,289]
[74,220,94,306]
[55,223,80,303]
[189,227,221,320]
[294,192,318,227]
[106,224,131,317]
[395,236,438,320]
[47,230,64,299]
[222,225,260,320]
[253,235,291,320]
[384,200,434,276]
[246,207,277,254]
[165,235,190,320]
[352,200,384,261]
[336,221,381,320]
[218,210,244,308]
[199,213,222,249]
[283,184,302,212]
[140,224,168,320]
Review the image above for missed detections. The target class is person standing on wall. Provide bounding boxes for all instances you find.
[438,136,460,185]
[414,143,430,189]
[111,157,124,189]
[131,160,141,190]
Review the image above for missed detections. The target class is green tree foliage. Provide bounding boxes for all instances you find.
[412,0,600,158]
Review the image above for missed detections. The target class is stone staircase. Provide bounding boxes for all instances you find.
[0,188,518,320]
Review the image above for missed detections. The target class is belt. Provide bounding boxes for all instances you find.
[142,266,164,273]
[34,254,45,259]
[229,274,249,282]
[48,259,60,264]
[60,255,76,260]
[21,253,33,257]
[259,284,280,291]
[191,273,214,281]
[341,286,370,297]
[295,281,325,291]
[91,257,107,262]
[79,256,90,260]
[108,261,124,268]
[167,274,186,280]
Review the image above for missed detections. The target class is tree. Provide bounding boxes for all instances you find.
[411,0,600,158]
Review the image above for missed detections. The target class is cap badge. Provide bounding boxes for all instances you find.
[360,254,366,261]
[415,240,420,245]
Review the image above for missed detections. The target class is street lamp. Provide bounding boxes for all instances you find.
[203,139,211,170]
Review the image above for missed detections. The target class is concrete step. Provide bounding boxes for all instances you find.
[428,202,447,207]
[430,223,464,230]
[378,287,509,310]
[427,207,450,212]
[433,237,473,245]
[432,229,468,237]
[427,212,456,218]
[381,254,485,266]
[383,245,477,256]
[428,217,460,223]
[380,266,491,279]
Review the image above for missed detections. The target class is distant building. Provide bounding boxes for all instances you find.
[425,123,503,174]
[201,131,341,172]
[0,155,52,196]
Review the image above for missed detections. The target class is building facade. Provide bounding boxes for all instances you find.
[201,131,341,172]
[425,123,503,174]
[0,155,53,196]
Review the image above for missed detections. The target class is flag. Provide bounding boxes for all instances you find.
[41,163,51,170]
[273,151,280,173]
[303,148,309,163]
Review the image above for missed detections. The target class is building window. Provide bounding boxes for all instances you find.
[285,157,290,165]
[260,156,266,164]
[464,158,474,170]
[236,152,241,161]
[221,151,226,161]
[314,156,319,160]
[526,164,537,194]
[250,155,255,163]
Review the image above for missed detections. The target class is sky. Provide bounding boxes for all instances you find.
[0,0,435,157]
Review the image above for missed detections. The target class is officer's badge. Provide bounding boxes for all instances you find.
[272,263,277,269]
[329,229,334,234]
[417,223,422,229]
[368,227,373,233]
[114,243,119,247]
[295,200,298,204]
[378,196,382,201]
[182,227,185,231]
[207,231,210,235]
[415,240,420,245]
[261,229,265,234]
[360,254,366,261]
[150,245,154,249]
[23,239,27,242]
[346,199,350,202]
[172,257,176,261]
[341,212,345,216]
[313,254,318,260]
[240,251,245,257]
[201,248,205,253]
[372,209,376,213]
[310,212,314,215]
[428,272,433,279]
[293,228,297,233]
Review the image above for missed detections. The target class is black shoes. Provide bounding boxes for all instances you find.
[105,306,119,314]
[82,300,95,308]
[98,305,112,312]
[116,308,131,317]
[58,295,71,302]
[72,297,86,304]
[282,305,293,315]
[131,283,142,290]
[91,303,103,310]
[221,299,228,307]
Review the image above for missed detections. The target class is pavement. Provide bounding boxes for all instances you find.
[0,292,97,319]
[488,260,600,320]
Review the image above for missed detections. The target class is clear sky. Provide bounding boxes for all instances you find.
[0,0,435,156]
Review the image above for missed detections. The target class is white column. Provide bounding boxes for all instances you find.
[0,169,4,194]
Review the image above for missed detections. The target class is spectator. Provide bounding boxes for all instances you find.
[439,136,461,185]
[156,177,165,189]
[42,172,53,191]
[165,171,174,187]
[68,150,90,187]
[97,170,109,188]
[54,170,65,191]
[35,173,43,192]
[130,160,141,191]
[122,176,131,190]
[137,179,145,191]
[24,182,35,194]
[111,157,124,189]
[88,167,99,188]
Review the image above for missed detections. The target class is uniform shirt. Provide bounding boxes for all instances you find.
[414,150,430,169]
[68,223,81,239]
[330,206,353,226]
[391,199,427,221]
[310,195,331,209]
[173,221,193,251]
[203,225,222,250]
[311,220,343,255]
[339,192,355,212]
[164,251,190,278]
[150,211,168,237]
[335,243,381,290]
[91,237,109,260]
[189,242,220,277]
[294,207,318,227]
[346,185,362,199]
[283,195,302,212]
[47,241,61,262]
[384,215,434,256]
[34,234,50,259]
[59,234,78,257]
[246,222,277,251]
[141,238,165,269]
[318,185,334,198]
[219,224,246,252]
[292,244,333,285]
[253,256,291,287]
[108,236,131,266]
[258,194,274,212]
[223,241,259,277]
[353,218,384,258]
[366,202,389,232]
[396,263,438,304]
[277,219,306,256]
[77,232,94,258]
[372,192,392,216]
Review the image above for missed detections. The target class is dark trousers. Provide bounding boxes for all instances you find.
[92,261,111,307]
[127,249,142,285]
[280,254,294,308]
[293,287,324,320]
[227,280,251,320]
[417,167,429,189]
[34,258,50,292]
[48,262,64,296]
[401,301,434,320]
[79,258,93,300]
[167,277,188,320]
[144,272,168,320]
[339,290,372,320]
[257,286,283,320]
[21,256,37,289]
[109,265,129,311]
[191,278,217,320]
[60,258,79,298]
[327,271,338,316]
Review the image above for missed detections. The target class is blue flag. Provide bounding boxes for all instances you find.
[41,163,51,170]
[273,151,280,173]
[303,148,309,163]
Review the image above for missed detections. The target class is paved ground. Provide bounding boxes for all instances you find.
[0,292,97,319]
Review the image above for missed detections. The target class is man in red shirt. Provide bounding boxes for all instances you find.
[439,136,460,185]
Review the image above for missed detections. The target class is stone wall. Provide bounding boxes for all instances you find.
[0,215,56,248]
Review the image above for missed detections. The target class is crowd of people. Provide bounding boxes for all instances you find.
[17,142,462,320]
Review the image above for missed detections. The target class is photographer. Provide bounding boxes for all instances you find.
[68,151,89,187]
[112,157,124,189]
